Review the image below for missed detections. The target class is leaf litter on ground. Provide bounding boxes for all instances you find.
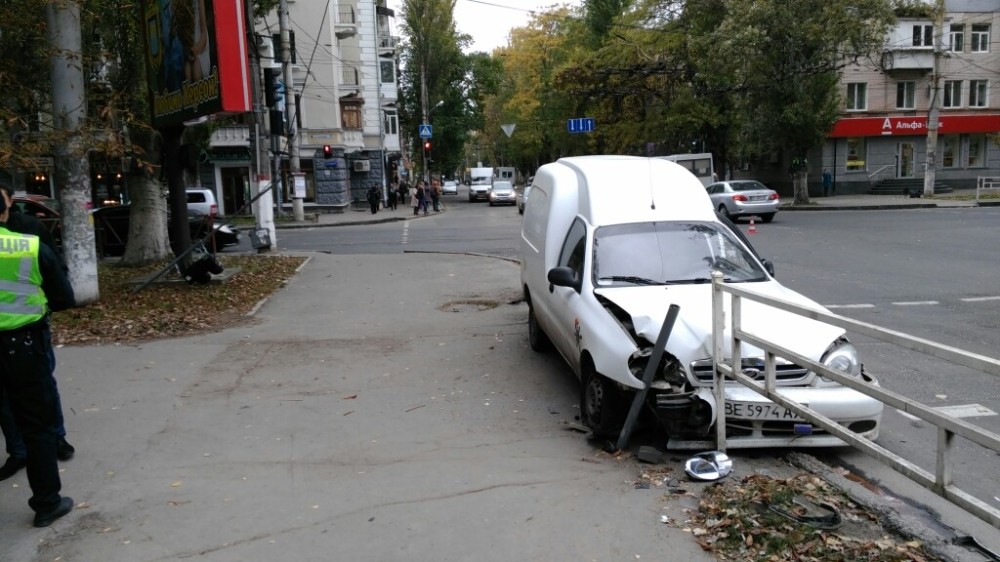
[52,255,306,345]
[687,472,940,561]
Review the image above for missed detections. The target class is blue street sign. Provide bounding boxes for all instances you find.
[567,117,596,134]
[419,124,433,138]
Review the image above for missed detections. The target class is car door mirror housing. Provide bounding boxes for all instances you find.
[761,259,775,277]
[547,267,581,291]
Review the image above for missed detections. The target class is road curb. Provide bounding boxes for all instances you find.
[274,211,441,229]
[781,203,940,211]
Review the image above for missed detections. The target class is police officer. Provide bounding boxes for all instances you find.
[0,192,76,527]
[0,186,75,484]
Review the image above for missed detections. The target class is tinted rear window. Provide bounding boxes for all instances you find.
[732,181,768,191]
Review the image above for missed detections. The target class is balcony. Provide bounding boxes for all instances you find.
[210,126,250,147]
[881,49,933,74]
[303,128,364,151]
[378,35,399,54]
[335,6,358,40]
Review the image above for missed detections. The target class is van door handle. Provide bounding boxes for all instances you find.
[548,283,554,293]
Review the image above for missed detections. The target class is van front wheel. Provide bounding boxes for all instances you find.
[580,361,628,438]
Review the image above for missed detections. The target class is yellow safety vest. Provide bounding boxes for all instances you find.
[0,227,47,330]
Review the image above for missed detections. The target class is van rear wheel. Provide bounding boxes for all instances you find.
[580,361,628,438]
[527,300,551,352]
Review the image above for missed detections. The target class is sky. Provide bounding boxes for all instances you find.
[388,0,581,54]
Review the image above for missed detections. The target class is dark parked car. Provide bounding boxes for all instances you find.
[13,194,62,248]
[92,205,240,256]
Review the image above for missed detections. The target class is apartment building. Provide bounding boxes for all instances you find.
[204,0,401,214]
[820,0,1000,194]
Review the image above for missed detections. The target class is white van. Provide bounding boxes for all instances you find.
[520,155,881,448]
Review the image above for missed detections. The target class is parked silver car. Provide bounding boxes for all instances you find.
[517,184,532,214]
[706,180,780,223]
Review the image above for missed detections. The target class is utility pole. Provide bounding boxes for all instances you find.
[47,0,98,302]
[924,0,945,197]
[279,0,304,221]
[420,63,429,183]
[245,0,275,250]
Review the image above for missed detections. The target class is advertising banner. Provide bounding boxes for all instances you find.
[830,114,1000,138]
[141,0,251,127]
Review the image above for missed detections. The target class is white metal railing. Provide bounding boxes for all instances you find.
[710,271,1000,529]
[976,176,1000,201]
[867,164,895,186]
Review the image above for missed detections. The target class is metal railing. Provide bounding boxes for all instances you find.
[866,164,895,187]
[710,271,1000,529]
[976,176,1000,201]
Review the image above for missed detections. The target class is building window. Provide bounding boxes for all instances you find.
[969,80,988,107]
[949,24,964,52]
[940,135,957,168]
[383,112,398,135]
[341,102,362,129]
[380,60,395,83]
[967,134,986,167]
[943,80,962,108]
[912,24,934,47]
[896,81,915,109]
[846,83,866,111]
[846,137,866,172]
[971,24,990,53]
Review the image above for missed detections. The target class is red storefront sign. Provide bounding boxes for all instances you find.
[141,0,252,128]
[830,114,1000,137]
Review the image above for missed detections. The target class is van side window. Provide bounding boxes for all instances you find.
[557,219,587,278]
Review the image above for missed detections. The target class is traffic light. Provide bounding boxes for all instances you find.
[323,145,333,159]
[423,140,431,153]
[263,68,280,107]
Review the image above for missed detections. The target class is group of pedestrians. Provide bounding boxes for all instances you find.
[0,185,77,527]
[409,178,443,216]
[366,177,446,216]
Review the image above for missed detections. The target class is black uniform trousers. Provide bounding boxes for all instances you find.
[0,322,62,514]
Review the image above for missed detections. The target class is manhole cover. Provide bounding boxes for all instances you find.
[440,299,499,313]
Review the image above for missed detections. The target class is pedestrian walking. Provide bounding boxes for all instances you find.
[430,178,442,212]
[0,193,77,527]
[387,181,398,210]
[411,181,422,216]
[367,184,380,214]
[398,180,409,206]
[0,186,75,484]
[822,169,834,197]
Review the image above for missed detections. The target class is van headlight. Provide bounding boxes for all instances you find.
[817,341,861,383]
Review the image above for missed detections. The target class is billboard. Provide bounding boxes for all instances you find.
[142,0,251,127]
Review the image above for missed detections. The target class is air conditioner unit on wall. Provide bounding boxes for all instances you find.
[352,160,370,172]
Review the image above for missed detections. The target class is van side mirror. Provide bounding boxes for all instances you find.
[761,259,775,277]
[547,267,581,292]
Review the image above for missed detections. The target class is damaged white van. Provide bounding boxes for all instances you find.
[520,156,882,448]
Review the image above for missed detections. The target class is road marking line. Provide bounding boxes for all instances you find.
[825,304,875,309]
[935,404,997,418]
[891,301,939,306]
[895,404,997,422]
[401,222,409,245]
[961,296,1000,302]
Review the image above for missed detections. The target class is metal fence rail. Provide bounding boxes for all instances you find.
[977,176,1000,201]
[710,271,1000,529]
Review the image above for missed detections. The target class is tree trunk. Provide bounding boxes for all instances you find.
[48,0,99,303]
[793,170,810,205]
[121,172,171,266]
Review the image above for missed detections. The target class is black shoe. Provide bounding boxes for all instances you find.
[33,497,73,528]
[56,437,75,461]
[0,456,27,481]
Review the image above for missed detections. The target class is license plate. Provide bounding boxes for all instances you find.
[724,401,805,420]
[750,195,767,201]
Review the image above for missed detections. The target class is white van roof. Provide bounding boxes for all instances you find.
[540,155,715,226]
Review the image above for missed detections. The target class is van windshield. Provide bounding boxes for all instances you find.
[592,221,766,286]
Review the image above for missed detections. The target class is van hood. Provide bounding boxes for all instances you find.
[594,282,842,364]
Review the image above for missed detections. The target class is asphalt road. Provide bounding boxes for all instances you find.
[273,189,1000,522]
